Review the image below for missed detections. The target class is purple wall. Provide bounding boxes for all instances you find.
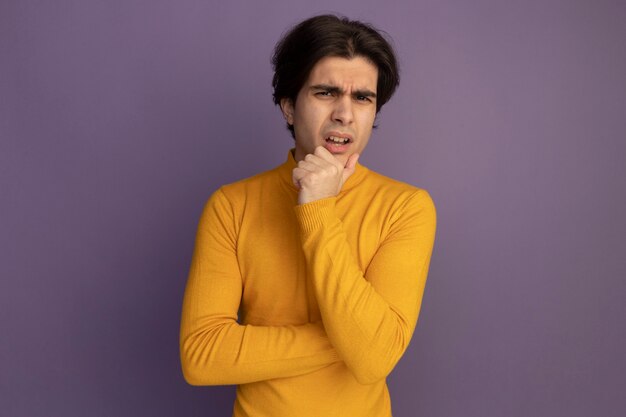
[2,1,625,416]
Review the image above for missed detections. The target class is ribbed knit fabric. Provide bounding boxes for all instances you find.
[180,150,436,417]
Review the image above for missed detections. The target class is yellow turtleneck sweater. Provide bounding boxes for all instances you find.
[180,150,436,417]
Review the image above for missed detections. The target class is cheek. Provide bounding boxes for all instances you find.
[358,111,376,132]
[294,103,323,128]
[305,113,328,137]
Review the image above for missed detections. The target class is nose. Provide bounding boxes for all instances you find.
[331,96,354,125]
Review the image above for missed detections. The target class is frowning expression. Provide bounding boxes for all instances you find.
[280,56,378,166]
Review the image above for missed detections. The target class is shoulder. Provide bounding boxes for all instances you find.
[197,165,280,229]
[359,168,436,238]
[207,163,283,207]
[361,167,435,213]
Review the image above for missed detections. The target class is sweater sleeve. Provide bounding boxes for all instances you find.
[180,188,340,386]
[294,190,436,384]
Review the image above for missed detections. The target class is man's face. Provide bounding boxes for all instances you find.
[281,56,378,166]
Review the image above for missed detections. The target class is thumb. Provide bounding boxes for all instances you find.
[342,153,360,181]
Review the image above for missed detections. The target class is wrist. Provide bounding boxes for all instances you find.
[293,197,336,233]
[298,190,334,205]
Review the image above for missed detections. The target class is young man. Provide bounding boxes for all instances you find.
[180,15,436,417]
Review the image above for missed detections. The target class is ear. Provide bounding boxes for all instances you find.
[279,98,295,125]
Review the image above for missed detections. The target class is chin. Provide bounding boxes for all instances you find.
[333,154,350,166]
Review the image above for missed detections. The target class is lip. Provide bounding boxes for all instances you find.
[324,141,350,154]
[324,131,354,143]
[323,132,353,154]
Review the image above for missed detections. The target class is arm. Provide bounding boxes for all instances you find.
[294,190,436,384]
[179,188,339,386]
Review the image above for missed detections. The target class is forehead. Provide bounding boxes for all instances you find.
[305,56,378,90]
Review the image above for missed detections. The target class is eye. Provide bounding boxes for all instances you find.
[316,90,332,97]
[356,95,372,102]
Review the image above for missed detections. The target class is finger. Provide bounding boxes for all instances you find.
[297,160,323,173]
[292,167,307,188]
[345,153,360,170]
[302,153,326,168]
[304,153,340,176]
[292,167,308,180]
[314,147,347,175]
[342,153,360,181]
[313,146,339,164]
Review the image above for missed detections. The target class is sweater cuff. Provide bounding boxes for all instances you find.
[294,197,337,233]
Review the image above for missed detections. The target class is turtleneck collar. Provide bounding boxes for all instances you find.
[277,149,368,193]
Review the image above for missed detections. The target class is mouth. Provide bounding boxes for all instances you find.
[325,135,352,145]
[324,134,353,154]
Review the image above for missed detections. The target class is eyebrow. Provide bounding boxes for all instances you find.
[310,84,377,99]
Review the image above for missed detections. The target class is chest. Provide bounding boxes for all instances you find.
[235,194,385,324]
